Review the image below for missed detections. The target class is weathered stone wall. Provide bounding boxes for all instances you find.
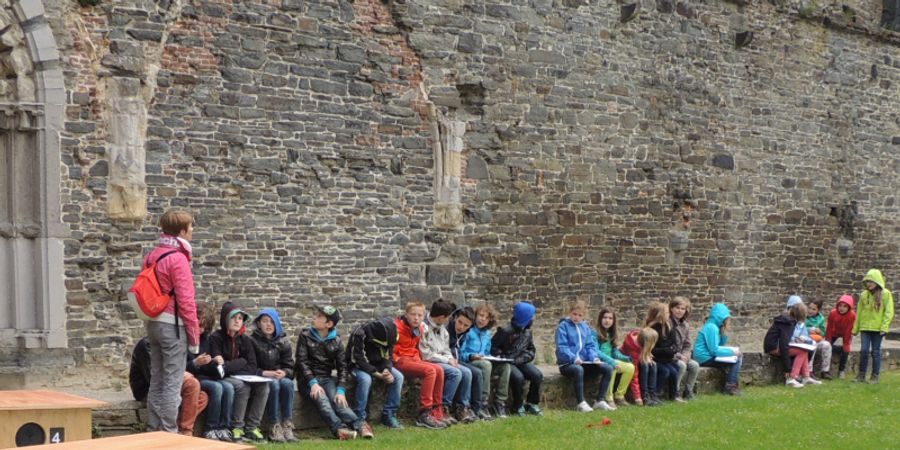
[27,0,899,387]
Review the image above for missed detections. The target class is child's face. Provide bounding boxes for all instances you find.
[671,304,686,320]
[454,315,473,334]
[431,314,449,326]
[258,315,276,336]
[865,281,877,291]
[600,313,615,330]
[569,309,585,324]
[838,303,850,315]
[228,314,244,333]
[406,306,425,328]
[311,312,329,330]
[808,303,819,315]
[475,310,490,328]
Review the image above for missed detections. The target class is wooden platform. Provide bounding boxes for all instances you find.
[25,432,255,449]
[0,390,108,447]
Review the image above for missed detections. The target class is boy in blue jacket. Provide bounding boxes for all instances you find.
[460,304,511,418]
[693,303,742,395]
[556,300,615,412]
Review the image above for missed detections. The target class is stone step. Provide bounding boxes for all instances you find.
[85,347,900,435]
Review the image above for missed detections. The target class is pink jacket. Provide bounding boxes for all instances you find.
[144,235,200,346]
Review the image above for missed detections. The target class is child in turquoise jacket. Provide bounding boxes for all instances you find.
[693,303,742,395]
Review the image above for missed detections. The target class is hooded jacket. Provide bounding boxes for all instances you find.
[650,323,678,364]
[555,317,598,366]
[346,318,397,374]
[294,325,348,391]
[128,337,152,401]
[826,295,856,352]
[419,316,454,364]
[208,302,259,376]
[764,313,796,371]
[853,269,895,334]
[186,331,222,380]
[394,316,426,361]
[143,235,200,348]
[805,312,826,336]
[593,330,631,363]
[446,309,471,361]
[460,325,493,363]
[250,308,295,379]
[492,320,536,365]
[670,315,693,362]
[693,303,736,364]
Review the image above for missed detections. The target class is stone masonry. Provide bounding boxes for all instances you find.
[1,0,897,389]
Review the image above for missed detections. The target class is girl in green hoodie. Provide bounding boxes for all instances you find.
[853,269,895,384]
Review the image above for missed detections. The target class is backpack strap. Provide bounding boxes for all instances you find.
[152,250,181,339]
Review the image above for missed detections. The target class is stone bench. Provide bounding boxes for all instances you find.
[89,347,900,435]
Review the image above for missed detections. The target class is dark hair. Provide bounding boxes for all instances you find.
[455,306,475,322]
[430,299,456,318]
[596,307,619,347]
[809,298,824,310]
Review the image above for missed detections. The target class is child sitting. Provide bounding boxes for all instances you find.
[555,300,615,412]
[619,328,645,406]
[764,296,821,388]
[645,302,679,403]
[209,303,270,442]
[492,301,544,417]
[419,300,466,425]
[394,301,448,429]
[825,295,856,379]
[694,303,742,395]
[294,305,366,440]
[250,308,297,442]
[449,307,489,420]
[346,318,404,429]
[187,302,234,441]
[593,307,635,407]
[669,297,699,400]
[804,299,833,380]
[461,304,512,418]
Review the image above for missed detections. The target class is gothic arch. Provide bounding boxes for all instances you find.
[0,0,66,348]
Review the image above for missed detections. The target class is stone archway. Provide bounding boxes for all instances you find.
[0,0,66,349]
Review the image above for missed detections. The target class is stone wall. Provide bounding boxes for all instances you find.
[20,0,899,387]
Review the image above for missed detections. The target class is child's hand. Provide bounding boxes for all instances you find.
[310,383,325,400]
[471,354,483,361]
[575,358,583,365]
[383,369,395,384]
[335,393,348,408]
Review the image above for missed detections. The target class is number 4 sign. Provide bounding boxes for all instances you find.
[48,428,65,444]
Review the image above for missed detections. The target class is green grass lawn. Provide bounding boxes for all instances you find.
[259,371,899,449]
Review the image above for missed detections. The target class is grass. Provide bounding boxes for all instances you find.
[259,371,899,449]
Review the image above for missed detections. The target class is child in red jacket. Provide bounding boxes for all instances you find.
[394,301,447,429]
[826,295,857,379]
[619,329,645,405]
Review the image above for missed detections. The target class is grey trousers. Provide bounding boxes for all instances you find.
[146,321,187,433]
[675,359,700,394]
[224,377,270,430]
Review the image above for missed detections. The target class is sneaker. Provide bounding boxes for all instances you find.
[514,405,526,417]
[381,413,403,429]
[281,420,298,442]
[359,421,374,439]
[576,401,593,412]
[853,374,866,383]
[837,370,846,379]
[613,397,629,407]
[785,378,804,388]
[475,408,494,421]
[415,410,446,429]
[524,403,544,416]
[462,407,478,423]
[215,429,233,442]
[592,400,616,411]
[682,388,695,400]
[244,427,265,442]
[674,396,686,403]
[820,371,832,380]
[431,407,452,427]
[633,398,644,406]
[267,422,285,443]
[493,402,508,418]
[231,428,245,441]
[203,430,220,441]
[440,406,458,425]
[644,396,662,407]
[801,377,822,386]
[336,427,357,440]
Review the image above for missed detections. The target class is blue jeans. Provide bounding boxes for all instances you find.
[436,363,463,407]
[655,362,679,398]
[200,379,234,430]
[639,362,658,398]
[452,364,473,407]
[700,355,743,385]
[461,362,484,409]
[265,377,295,423]
[859,331,884,377]
[301,377,361,435]
[559,362,613,404]
[352,368,404,421]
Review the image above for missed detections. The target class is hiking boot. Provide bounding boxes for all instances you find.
[231,428,245,441]
[359,421,374,439]
[440,406,458,425]
[868,374,880,384]
[244,427,265,442]
[415,409,446,429]
[785,378,804,388]
[281,420,298,442]
[524,403,544,416]
[336,427,357,440]
[820,371,832,380]
[801,377,822,386]
[724,383,742,396]
[267,422,285,443]
[493,402,509,418]
[215,429,233,442]
[381,413,403,429]
[614,397,629,407]
[203,430,219,441]
[593,400,616,411]
[475,407,494,421]
[575,401,593,412]
[456,406,477,423]
[683,388,695,400]
[853,374,866,383]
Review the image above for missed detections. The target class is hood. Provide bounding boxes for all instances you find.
[253,308,284,338]
[707,303,731,327]
[308,326,338,342]
[219,302,252,335]
[512,302,536,328]
[786,295,803,309]
[836,294,855,310]
[774,313,795,326]
[863,269,885,290]
[364,317,397,347]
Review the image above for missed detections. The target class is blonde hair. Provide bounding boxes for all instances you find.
[474,303,498,329]
[159,209,193,237]
[669,296,691,321]
[198,302,217,334]
[404,301,426,313]
[644,302,670,334]
[569,300,587,314]
[637,327,659,363]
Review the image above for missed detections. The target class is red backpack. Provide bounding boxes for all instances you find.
[127,251,177,320]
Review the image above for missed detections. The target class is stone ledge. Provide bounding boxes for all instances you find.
[86,347,900,436]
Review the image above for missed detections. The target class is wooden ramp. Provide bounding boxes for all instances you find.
[25,431,256,449]
[0,390,108,447]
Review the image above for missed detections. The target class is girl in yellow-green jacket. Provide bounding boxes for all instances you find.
[852,269,895,383]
